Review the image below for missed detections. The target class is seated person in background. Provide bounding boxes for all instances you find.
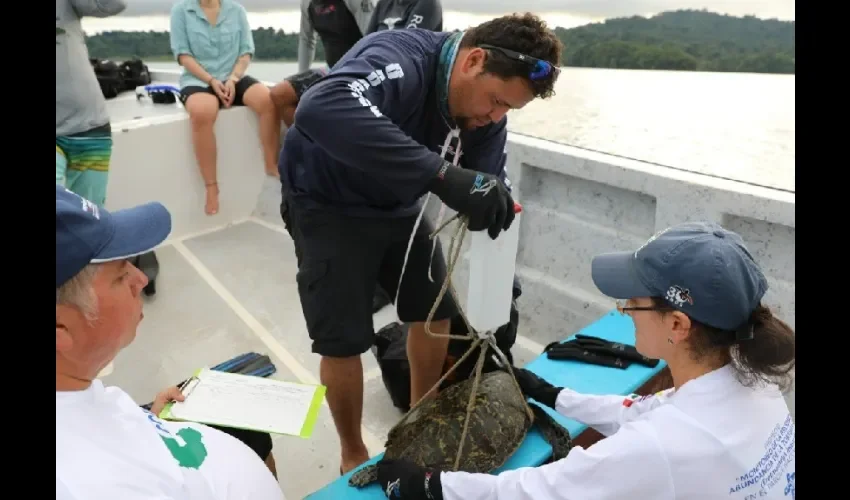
[56,185,284,500]
[367,0,443,33]
[376,221,796,500]
[169,0,280,216]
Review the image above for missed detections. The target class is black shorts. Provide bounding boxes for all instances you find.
[282,196,460,358]
[179,75,262,108]
[207,424,273,460]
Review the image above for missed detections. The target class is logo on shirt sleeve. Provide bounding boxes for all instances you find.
[622,393,639,407]
[347,63,405,118]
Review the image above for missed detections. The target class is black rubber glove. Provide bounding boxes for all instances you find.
[377,458,444,500]
[569,335,660,368]
[512,367,562,409]
[544,342,631,369]
[427,161,515,239]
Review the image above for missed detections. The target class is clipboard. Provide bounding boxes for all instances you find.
[159,367,326,439]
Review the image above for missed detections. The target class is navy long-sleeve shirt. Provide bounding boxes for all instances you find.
[279,28,510,218]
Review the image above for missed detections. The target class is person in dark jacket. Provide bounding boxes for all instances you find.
[366,0,442,33]
[298,0,375,72]
[278,13,562,473]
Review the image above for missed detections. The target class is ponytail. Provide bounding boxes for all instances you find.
[733,304,796,392]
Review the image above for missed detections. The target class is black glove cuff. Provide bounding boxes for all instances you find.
[426,160,456,194]
[536,386,561,409]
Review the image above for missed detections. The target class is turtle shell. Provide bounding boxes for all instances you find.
[383,369,531,472]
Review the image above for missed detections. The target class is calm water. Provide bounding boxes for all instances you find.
[150,61,795,192]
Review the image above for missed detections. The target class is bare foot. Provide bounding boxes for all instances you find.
[341,448,370,475]
[205,182,219,215]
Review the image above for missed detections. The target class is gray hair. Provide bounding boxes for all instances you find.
[56,264,101,320]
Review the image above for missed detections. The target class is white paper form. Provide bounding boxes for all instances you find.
[163,368,325,437]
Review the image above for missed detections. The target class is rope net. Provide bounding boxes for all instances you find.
[392,211,533,471]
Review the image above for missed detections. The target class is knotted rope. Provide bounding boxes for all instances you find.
[391,210,533,471]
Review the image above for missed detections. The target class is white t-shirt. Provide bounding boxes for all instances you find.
[441,364,796,500]
[56,380,286,500]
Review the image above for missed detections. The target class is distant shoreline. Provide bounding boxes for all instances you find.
[86,9,793,75]
[108,56,299,64]
[111,56,795,77]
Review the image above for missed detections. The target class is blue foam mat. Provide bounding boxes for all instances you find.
[305,310,666,499]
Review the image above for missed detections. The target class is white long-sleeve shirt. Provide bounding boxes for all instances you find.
[440,365,796,500]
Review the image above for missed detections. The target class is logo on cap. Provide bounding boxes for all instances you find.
[63,187,100,220]
[81,198,100,220]
[666,285,693,307]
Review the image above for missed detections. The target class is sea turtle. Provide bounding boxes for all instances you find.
[348,368,573,487]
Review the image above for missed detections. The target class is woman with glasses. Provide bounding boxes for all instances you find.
[376,221,796,500]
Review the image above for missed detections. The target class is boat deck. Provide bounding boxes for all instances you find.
[98,98,544,499]
[96,80,795,499]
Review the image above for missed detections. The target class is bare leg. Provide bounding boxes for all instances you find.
[320,355,370,474]
[264,453,278,479]
[243,83,281,178]
[184,93,221,215]
[407,319,451,406]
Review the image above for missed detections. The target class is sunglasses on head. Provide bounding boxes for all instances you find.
[477,44,559,81]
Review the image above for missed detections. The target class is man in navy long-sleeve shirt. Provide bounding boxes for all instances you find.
[278,13,562,473]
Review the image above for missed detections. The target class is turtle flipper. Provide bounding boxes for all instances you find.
[348,464,379,488]
[530,403,573,461]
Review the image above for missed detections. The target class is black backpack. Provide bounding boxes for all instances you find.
[131,251,160,296]
[90,58,123,99]
[90,57,152,99]
[119,57,152,88]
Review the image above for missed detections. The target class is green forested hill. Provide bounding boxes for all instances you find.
[555,10,794,73]
[83,9,794,74]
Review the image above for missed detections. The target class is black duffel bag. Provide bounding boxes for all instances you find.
[371,278,522,413]
[90,58,123,99]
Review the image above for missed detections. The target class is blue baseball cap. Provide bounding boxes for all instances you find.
[590,221,768,332]
[56,185,172,288]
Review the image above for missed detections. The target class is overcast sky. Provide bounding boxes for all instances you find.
[82,0,794,34]
[120,0,794,19]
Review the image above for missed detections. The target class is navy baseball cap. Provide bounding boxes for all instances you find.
[56,185,172,288]
[590,221,768,332]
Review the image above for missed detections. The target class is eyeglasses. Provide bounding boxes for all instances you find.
[615,300,669,316]
[477,44,559,81]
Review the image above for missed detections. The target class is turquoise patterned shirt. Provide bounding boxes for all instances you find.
[169,0,255,89]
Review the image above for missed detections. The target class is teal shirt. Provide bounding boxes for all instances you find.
[169,0,255,89]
